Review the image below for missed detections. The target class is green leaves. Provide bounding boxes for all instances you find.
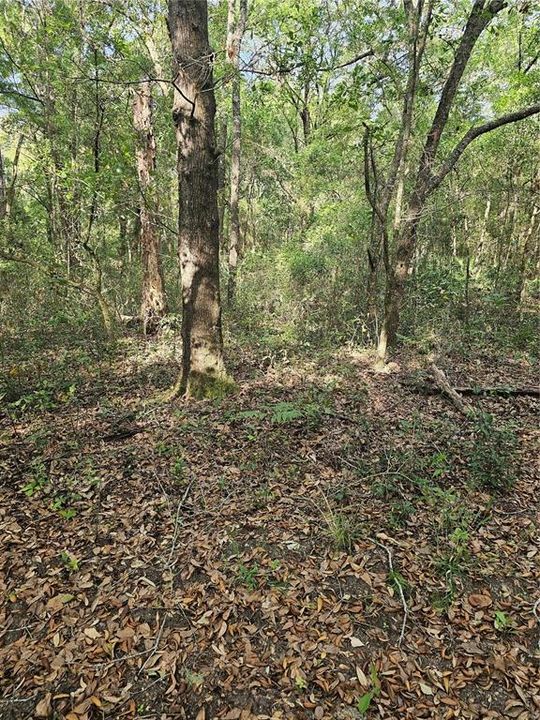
[494,610,511,631]
[357,664,381,716]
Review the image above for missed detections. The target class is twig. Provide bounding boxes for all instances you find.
[492,507,528,516]
[533,598,540,650]
[165,481,194,568]
[368,537,409,646]
[98,613,167,671]
[137,614,167,676]
[0,679,36,705]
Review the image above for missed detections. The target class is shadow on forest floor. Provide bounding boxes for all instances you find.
[1,334,539,719]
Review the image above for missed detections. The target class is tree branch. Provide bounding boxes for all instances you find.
[418,0,506,182]
[240,49,373,77]
[0,87,43,104]
[428,104,540,194]
[0,251,96,297]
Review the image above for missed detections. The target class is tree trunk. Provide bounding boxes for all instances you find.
[377,201,422,359]
[226,0,247,305]
[0,149,6,220]
[377,0,507,360]
[217,114,228,247]
[365,212,383,333]
[133,80,167,334]
[515,203,539,304]
[96,289,114,338]
[364,2,432,351]
[167,0,231,400]
[227,69,241,304]
[0,136,24,221]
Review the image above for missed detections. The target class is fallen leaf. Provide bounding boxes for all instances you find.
[46,594,74,614]
[469,593,492,608]
[35,694,52,717]
[356,666,369,687]
[223,711,241,720]
[84,627,100,639]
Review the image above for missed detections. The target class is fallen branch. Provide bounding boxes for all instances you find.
[401,376,539,399]
[455,385,540,398]
[101,426,144,442]
[533,598,540,650]
[368,537,409,646]
[137,613,167,676]
[165,480,194,568]
[430,363,475,416]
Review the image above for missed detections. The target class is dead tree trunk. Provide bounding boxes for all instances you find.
[167,0,232,399]
[133,80,167,334]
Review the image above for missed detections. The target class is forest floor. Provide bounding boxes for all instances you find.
[1,333,539,720]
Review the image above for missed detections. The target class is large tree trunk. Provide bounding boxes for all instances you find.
[133,81,167,334]
[226,0,247,305]
[167,0,231,400]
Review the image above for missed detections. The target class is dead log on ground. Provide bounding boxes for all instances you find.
[430,363,475,416]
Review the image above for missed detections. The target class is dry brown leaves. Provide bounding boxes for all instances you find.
[0,340,539,719]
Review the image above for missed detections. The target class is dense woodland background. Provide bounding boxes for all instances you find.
[0,0,538,369]
[0,2,539,719]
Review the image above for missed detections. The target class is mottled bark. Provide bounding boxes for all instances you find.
[133,81,167,334]
[377,199,422,360]
[167,0,231,399]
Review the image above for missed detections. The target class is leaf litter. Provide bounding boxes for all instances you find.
[1,338,539,719]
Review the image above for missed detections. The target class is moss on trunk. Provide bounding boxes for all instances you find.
[186,371,236,400]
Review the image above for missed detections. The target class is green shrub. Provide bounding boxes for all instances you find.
[469,413,517,492]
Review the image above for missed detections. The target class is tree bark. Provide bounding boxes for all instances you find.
[167,0,231,399]
[133,80,167,334]
[0,135,23,221]
[516,202,539,304]
[364,2,432,347]
[377,0,515,360]
[0,149,5,220]
[226,0,247,305]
